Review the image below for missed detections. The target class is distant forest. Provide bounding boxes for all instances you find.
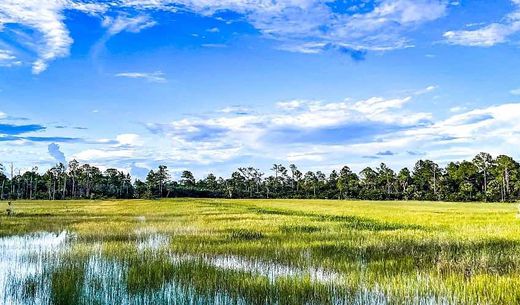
[0,152,519,202]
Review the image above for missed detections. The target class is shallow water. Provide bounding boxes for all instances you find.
[0,231,454,305]
[0,232,72,305]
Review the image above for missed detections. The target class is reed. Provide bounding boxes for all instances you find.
[0,198,519,305]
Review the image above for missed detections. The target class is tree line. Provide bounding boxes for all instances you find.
[1,152,519,202]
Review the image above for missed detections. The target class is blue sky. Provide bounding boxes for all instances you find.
[1,0,520,178]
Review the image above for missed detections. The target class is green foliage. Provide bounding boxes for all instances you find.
[2,152,520,202]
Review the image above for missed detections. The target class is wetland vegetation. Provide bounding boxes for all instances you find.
[1,198,520,304]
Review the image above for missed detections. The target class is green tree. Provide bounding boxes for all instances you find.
[494,155,519,202]
[180,170,196,187]
[473,152,494,200]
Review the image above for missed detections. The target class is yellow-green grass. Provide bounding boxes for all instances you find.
[1,199,520,305]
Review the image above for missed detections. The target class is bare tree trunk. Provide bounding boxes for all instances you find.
[483,171,487,193]
[433,170,437,198]
[505,169,510,196]
[501,176,506,202]
[62,177,66,199]
[72,177,76,198]
[34,178,38,199]
[10,163,14,197]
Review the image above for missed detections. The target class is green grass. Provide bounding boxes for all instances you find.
[1,198,520,304]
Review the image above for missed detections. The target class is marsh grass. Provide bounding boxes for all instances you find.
[229,229,265,241]
[1,199,520,305]
[280,224,321,234]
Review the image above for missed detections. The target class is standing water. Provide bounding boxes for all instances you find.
[0,231,453,305]
[0,232,71,304]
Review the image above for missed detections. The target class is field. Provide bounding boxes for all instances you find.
[1,199,520,305]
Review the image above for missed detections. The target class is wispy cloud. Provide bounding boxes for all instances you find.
[444,0,520,46]
[0,0,454,73]
[167,0,450,53]
[415,85,438,95]
[115,71,167,83]
[0,49,21,67]
[0,0,106,74]
[377,150,395,156]
[201,43,227,48]
[102,14,156,36]
[206,27,219,33]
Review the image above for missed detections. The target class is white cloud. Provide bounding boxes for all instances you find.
[0,0,70,73]
[0,0,452,73]
[0,49,21,67]
[366,103,520,162]
[201,43,227,48]
[151,0,447,52]
[116,133,142,146]
[115,71,167,82]
[510,88,520,95]
[415,85,438,95]
[444,0,520,46]
[0,0,106,74]
[449,106,466,112]
[74,149,136,161]
[218,105,251,114]
[6,93,520,175]
[143,93,432,167]
[276,100,305,110]
[136,94,520,173]
[102,14,157,35]
[444,23,520,47]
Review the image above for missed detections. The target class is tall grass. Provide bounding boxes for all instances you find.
[0,198,519,304]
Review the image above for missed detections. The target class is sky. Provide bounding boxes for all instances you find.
[1,0,520,179]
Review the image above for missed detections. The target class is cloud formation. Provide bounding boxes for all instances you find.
[0,0,106,73]
[2,93,520,175]
[0,0,452,73]
[444,0,520,46]
[102,14,157,35]
[48,143,66,165]
[0,49,21,67]
[115,71,167,82]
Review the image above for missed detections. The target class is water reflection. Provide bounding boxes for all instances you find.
[0,231,449,305]
[0,232,71,305]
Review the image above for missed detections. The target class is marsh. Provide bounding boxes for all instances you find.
[1,199,519,305]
